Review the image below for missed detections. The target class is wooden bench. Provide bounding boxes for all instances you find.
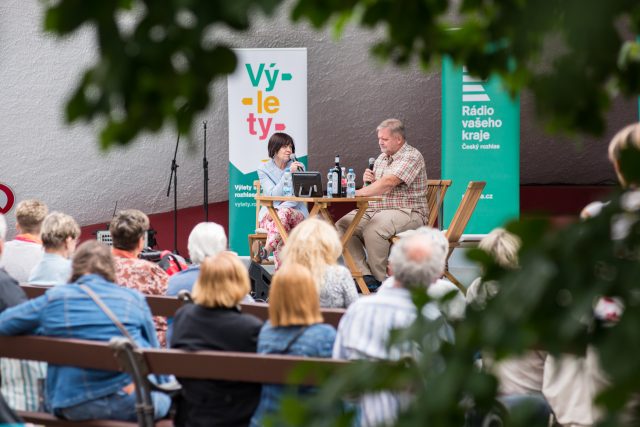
[1,335,347,427]
[19,284,346,328]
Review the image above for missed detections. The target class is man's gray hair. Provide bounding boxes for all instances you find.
[188,222,227,265]
[388,226,449,289]
[376,118,406,140]
[0,214,6,241]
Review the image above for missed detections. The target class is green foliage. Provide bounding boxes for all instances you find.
[266,181,640,426]
[42,0,640,147]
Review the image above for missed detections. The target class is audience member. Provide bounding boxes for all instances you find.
[28,212,80,285]
[336,118,428,290]
[0,213,43,413]
[250,264,336,426]
[0,199,47,282]
[110,209,169,347]
[333,227,453,427]
[255,132,308,267]
[379,227,466,321]
[171,252,263,427]
[280,218,357,308]
[0,240,170,422]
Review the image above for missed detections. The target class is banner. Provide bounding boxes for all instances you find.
[441,57,520,233]
[227,48,307,255]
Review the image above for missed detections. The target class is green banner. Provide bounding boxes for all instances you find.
[441,57,520,234]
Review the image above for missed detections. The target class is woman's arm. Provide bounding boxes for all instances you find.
[258,164,284,197]
[0,295,47,335]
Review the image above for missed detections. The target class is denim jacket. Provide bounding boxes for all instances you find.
[257,159,309,223]
[0,274,159,410]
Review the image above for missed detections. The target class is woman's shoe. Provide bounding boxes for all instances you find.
[251,241,270,263]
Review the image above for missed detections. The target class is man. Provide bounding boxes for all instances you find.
[110,209,169,347]
[333,227,454,427]
[0,199,48,283]
[0,213,45,412]
[336,118,427,290]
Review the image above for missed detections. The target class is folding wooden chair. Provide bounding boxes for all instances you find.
[443,181,486,293]
[390,179,452,245]
[426,179,452,228]
[247,180,273,265]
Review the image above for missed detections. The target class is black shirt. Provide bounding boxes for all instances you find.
[0,268,26,313]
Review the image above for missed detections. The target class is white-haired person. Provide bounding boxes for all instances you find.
[0,199,48,282]
[379,226,466,321]
[280,218,358,308]
[333,227,454,427]
[28,212,81,286]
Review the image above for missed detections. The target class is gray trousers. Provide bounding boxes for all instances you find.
[335,208,424,282]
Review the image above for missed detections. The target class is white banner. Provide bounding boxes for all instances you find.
[227,48,308,254]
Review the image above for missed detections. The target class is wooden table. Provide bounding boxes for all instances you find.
[255,195,381,294]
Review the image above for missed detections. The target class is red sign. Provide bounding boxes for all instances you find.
[0,184,15,214]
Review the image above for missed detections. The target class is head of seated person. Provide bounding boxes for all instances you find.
[71,240,117,284]
[109,209,149,256]
[192,252,250,309]
[608,122,640,189]
[269,263,323,327]
[466,228,521,307]
[14,199,48,238]
[188,222,227,265]
[280,218,341,288]
[268,132,295,168]
[41,212,81,258]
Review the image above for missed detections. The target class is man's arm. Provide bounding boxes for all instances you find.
[355,174,402,197]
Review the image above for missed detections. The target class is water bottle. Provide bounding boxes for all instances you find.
[283,171,293,196]
[326,169,334,198]
[346,168,356,198]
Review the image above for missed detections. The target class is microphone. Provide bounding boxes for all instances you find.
[364,157,375,186]
[290,153,305,171]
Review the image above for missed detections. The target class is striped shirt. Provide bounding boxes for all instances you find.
[370,143,428,219]
[333,287,453,426]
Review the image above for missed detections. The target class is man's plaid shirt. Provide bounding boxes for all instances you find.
[370,142,428,220]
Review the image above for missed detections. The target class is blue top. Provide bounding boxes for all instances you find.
[0,274,159,410]
[257,159,309,222]
[28,252,72,286]
[249,322,336,426]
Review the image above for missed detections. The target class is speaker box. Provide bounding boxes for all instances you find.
[249,262,272,302]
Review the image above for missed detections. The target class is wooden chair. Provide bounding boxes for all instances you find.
[426,179,452,228]
[443,181,486,293]
[390,179,452,245]
[247,180,273,265]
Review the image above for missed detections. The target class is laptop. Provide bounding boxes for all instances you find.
[292,172,323,197]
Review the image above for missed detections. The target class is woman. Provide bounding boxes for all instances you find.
[28,211,80,285]
[0,240,170,422]
[281,218,357,308]
[171,252,263,427]
[255,132,308,267]
[250,263,336,426]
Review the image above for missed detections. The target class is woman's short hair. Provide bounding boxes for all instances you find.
[70,240,116,283]
[280,218,341,289]
[478,228,521,269]
[608,122,640,187]
[192,252,250,308]
[41,212,81,250]
[188,222,227,265]
[15,199,48,234]
[268,263,323,327]
[267,132,295,159]
[109,209,149,251]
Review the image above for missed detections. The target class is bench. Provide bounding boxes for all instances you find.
[0,335,347,427]
[19,284,346,328]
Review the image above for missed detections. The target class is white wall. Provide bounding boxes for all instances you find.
[0,1,631,237]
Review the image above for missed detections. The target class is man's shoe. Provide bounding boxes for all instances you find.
[363,275,381,292]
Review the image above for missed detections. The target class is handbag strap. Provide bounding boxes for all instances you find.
[280,326,308,354]
[79,284,136,345]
